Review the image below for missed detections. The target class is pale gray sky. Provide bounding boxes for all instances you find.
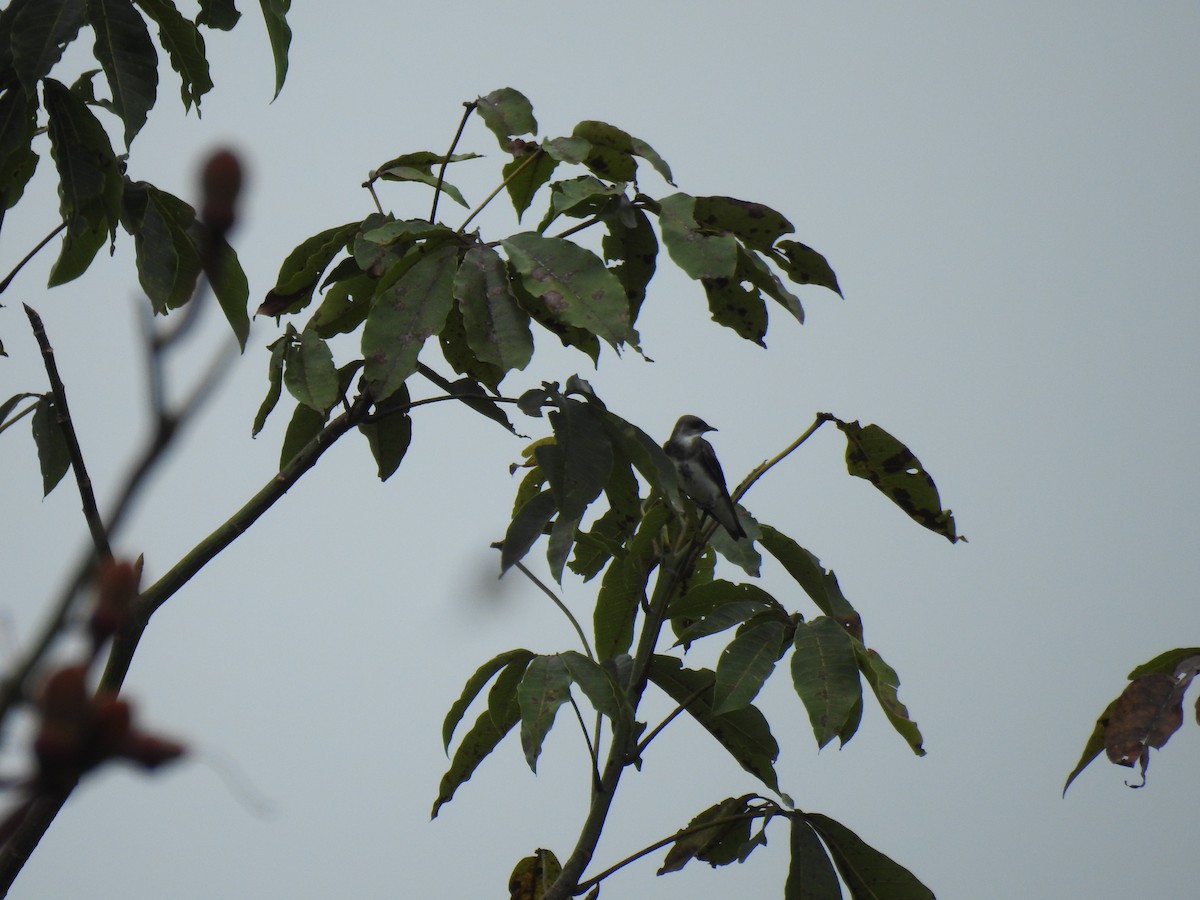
[2,2,1199,897]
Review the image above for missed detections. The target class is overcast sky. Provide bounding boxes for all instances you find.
[2,2,1199,897]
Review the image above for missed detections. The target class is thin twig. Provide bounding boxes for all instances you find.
[430,101,476,225]
[635,684,710,757]
[23,305,111,561]
[732,413,833,503]
[0,224,66,296]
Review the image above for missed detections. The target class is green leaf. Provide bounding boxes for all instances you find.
[657,192,737,281]
[713,618,790,715]
[134,0,213,112]
[601,205,657,325]
[0,86,40,226]
[791,617,862,750]
[669,580,781,645]
[594,408,682,512]
[358,388,412,481]
[758,525,863,640]
[593,503,671,659]
[502,232,639,352]
[509,262,600,363]
[569,455,641,581]
[508,849,561,899]
[258,0,290,100]
[702,266,767,346]
[261,221,359,316]
[540,175,625,228]
[42,78,122,286]
[0,393,40,431]
[204,238,250,349]
[308,271,373,338]
[649,655,781,793]
[503,147,557,220]
[373,161,470,209]
[540,398,612,521]
[629,134,674,185]
[31,395,71,496]
[441,648,535,752]
[9,0,87,93]
[361,243,459,403]
[572,120,636,182]
[786,816,843,900]
[87,0,159,146]
[475,87,537,149]
[252,334,288,436]
[283,327,338,413]
[278,400,327,468]
[432,652,532,818]
[517,654,573,773]
[1063,698,1116,796]
[560,650,632,728]
[853,641,925,756]
[196,0,239,30]
[740,245,804,325]
[542,135,590,164]
[1128,647,1200,678]
[120,180,202,311]
[501,489,557,575]
[836,420,962,542]
[545,510,580,585]
[770,239,842,297]
[659,796,757,875]
[693,196,794,252]
[453,244,534,374]
[805,813,935,899]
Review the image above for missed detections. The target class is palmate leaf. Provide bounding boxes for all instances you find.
[1063,697,1116,796]
[358,385,412,481]
[572,120,636,182]
[261,221,360,316]
[278,400,327,468]
[791,617,861,749]
[569,454,641,581]
[517,654,573,773]
[852,641,924,756]
[649,655,781,794]
[508,849,561,900]
[503,146,557,220]
[120,179,202,311]
[713,617,792,715]
[87,0,159,147]
[656,192,737,281]
[252,334,288,436]
[539,398,612,522]
[8,0,87,92]
[30,395,71,496]
[258,0,291,101]
[786,816,842,900]
[692,195,794,253]
[502,232,639,352]
[770,239,843,297]
[135,0,213,112]
[601,205,658,325]
[282,327,338,413]
[668,579,780,646]
[42,78,122,286]
[196,0,239,30]
[593,503,671,660]
[758,525,863,640]
[475,87,537,149]
[500,489,557,575]
[836,420,962,542]
[361,243,460,402]
[804,813,935,899]
[559,650,632,728]
[659,795,759,875]
[453,244,534,374]
[0,85,40,227]
[433,650,533,818]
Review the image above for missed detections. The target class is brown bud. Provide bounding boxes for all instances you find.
[90,558,140,647]
[200,148,244,239]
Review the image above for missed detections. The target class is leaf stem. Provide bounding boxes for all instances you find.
[457,149,543,234]
[430,101,476,225]
[513,561,595,661]
[733,413,833,503]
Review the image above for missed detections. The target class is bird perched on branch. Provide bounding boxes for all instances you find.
[663,415,747,540]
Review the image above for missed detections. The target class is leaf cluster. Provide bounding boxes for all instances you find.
[0,0,291,343]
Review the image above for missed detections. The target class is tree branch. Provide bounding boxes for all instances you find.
[23,304,111,561]
[430,101,475,225]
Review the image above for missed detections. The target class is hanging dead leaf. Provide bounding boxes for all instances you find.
[1104,672,1191,787]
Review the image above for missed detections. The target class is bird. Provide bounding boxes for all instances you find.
[663,415,747,540]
